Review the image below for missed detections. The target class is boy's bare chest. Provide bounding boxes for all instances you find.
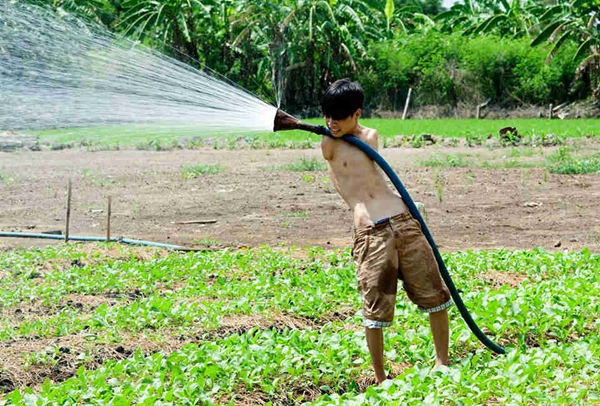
[328,141,372,175]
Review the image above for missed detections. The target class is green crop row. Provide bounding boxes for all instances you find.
[30,118,600,150]
[0,245,598,404]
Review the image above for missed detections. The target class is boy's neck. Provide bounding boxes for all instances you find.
[347,121,361,136]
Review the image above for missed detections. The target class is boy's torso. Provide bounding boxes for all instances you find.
[321,127,407,229]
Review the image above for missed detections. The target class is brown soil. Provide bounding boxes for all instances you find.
[1,146,599,253]
[478,270,528,289]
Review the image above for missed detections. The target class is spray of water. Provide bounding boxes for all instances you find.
[0,1,278,136]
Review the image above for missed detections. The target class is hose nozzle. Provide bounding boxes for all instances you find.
[273,109,330,136]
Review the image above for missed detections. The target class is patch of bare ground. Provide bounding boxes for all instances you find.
[24,244,170,275]
[478,270,527,289]
[0,331,180,393]
[355,361,411,392]
[0,292,141,327]
[190,309,353,342]
[220,388,273,405]
[0,309,350,394]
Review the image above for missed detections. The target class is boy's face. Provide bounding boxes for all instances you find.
[324,109,361,137]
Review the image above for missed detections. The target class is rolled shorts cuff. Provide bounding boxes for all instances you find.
[363,318,393,329]
[418,299,454,314]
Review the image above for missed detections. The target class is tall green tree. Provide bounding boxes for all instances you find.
[119,0,212,62]
[531,0,600,99]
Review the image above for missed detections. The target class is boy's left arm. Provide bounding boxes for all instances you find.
[365,129,379,151]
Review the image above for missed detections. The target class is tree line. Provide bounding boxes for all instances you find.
[41,0,599,115]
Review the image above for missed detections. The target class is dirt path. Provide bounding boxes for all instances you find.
[1,146,599,252]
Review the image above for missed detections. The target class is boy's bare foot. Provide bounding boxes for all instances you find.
[374,370,387,384]
[432,359,449,372]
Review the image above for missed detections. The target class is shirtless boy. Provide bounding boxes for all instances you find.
[320,79,453,383]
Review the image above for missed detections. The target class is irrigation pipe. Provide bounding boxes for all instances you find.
[276,119,506,355]
[0,232,185,250]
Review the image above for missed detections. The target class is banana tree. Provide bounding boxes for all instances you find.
[119,0,213,61]
[531,0,600,99]
[469,0,540,38]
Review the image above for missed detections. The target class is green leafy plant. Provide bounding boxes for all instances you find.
[302,173,316,184]
[419,154,470,168]
[285,157,327,172]
[0,172,15,185]
[181,163,224,178]
[433,170,445,204]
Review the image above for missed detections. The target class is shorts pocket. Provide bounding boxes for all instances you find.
[352,234,370,265]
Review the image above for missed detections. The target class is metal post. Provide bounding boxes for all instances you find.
[106,196,112,242]
[402,87,412,120]
[65,180,71,243]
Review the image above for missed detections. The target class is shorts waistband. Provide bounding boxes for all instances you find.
[354,211,413,236]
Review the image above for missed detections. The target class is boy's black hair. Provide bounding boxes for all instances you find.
[321,79,364,120]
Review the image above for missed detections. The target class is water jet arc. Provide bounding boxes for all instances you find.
[273,110,506,355]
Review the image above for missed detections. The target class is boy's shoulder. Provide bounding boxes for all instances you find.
[359,126,379,149]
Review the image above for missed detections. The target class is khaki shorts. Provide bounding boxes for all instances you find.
[352,211,453,328]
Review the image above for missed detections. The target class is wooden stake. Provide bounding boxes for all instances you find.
[106,196,112,242]
[65,180,72,243]
[549,103,553,119]
[402,87,412,120]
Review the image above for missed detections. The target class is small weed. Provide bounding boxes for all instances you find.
[90,177,116,187]
[420,154,470,168]
[268,139,287,149]
[465,132,484,147]
[0,172,16,185]
[301,173,316,184]
[194,238,220,246]
[508,148,535,158]
[181,163,224,179]
[284,211,309,218]
[410,134,424,148]
[521,170,531,185]
[320,176,332,193]
[433,170,446,204]
[448,138,460,147]
[285,157,327,171]
[547,146,572,163]
[183,137,205,149]
[80,169,115,187]
[226,138,237,150]
[466,171,474,185]
[135,139,169,151]
[24,347,59,369]
[549,158,600,174]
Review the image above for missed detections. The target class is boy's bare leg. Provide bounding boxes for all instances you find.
[429,309,449,368]
[365,327,387,383]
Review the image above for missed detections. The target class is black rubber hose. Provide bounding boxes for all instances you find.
[305,124,505,354]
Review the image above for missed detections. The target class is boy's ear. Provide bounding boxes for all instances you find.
[354,109,362,120]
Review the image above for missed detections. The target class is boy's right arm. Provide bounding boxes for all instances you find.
[321,135,335,161]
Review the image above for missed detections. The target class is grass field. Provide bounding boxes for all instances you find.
[29,118,600,149]
[0,244,598,404]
